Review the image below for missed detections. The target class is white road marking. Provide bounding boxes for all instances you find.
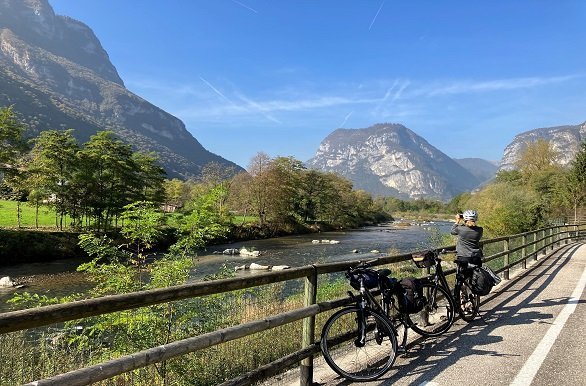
[510,260,586,386]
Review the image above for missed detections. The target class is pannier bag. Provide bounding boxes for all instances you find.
[347,268,379,290]
[398,278,426,314]
[470,266,501,295]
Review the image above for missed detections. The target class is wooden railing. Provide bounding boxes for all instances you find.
[0,223,584,386]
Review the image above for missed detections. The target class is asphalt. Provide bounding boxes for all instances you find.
[266,241,586,386]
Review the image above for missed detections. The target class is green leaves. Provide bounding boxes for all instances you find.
[0,106,28,173]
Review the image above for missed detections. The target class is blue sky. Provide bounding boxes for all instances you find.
[50,1,586,168]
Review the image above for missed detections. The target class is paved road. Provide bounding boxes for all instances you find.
[271,241,586,386]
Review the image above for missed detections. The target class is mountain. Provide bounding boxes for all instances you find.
[0,0,242,178]
[454,158,498,184]
[306,123,482,200]
[499,122,586,171]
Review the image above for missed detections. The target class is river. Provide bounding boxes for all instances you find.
[0,221,453,312]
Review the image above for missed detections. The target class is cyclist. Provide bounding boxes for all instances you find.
[451,209,483,269]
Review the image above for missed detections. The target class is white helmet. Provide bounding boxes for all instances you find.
[463,210,478,222]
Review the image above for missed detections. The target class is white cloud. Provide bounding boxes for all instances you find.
[414,75,578,97]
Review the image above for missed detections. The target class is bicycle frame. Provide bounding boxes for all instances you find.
[351,273,406,346]
[424,253,470,302]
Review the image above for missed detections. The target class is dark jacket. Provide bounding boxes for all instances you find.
[450,223,483,265]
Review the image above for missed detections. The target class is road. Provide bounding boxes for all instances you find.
[270,241,586,386]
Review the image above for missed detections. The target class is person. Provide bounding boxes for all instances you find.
[450,209,483,269]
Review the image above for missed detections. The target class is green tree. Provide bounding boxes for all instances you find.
[247,152,272,226]
[0,106,28,178]
[464,182,542,236]
[163,178,188,208]
[227,171,254,224]
[264,156,305,227]
[515,139,560,180]
[170,185,231,258]
[131,151,166,204]
[76,131,137,231]
[0,106,29,225]
[27,130,79,229]
[560,141,586,222]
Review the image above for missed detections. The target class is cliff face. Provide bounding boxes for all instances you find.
[499,123,586,171]
[306,123,482,200]
[0,0,241,178]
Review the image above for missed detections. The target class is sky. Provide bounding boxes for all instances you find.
[49,0,586,169]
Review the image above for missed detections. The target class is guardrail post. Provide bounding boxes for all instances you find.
[503,238,510,280]
[521,234,527,269]
[533,231,537,261]
[300,267,317,386]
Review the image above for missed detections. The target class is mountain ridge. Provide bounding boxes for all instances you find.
[306,123,484,200]
[499,122,586,171]
[0,0,242,178]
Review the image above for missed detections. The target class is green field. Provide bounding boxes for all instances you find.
[0,200,260,229]
[0,200,63,228]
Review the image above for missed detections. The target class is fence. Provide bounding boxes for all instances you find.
[0,223,584,385]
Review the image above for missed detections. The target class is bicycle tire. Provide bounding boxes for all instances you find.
[320,307,398,381]
[407,283,455,337]
[455,279,480,322]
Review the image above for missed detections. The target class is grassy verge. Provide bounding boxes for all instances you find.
[0,200,65,228]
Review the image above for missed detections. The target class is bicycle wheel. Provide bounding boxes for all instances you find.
[320,307,398,381]
[455,280,480,322]
[408,283,455,337]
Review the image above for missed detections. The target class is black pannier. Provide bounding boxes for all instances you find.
[397,278,426,314]
[347,268,379,290]
[470,266,500,295]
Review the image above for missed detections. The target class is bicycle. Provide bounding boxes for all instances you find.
[319,261,401,381]
[412,249,480,323]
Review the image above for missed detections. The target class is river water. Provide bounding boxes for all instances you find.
[0,221,453,312]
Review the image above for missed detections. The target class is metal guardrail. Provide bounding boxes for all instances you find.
[1,223,584,385]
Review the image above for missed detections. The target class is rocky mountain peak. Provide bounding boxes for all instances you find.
[0,0,123,85]
[307,123,481,200]
[499,122,586,171]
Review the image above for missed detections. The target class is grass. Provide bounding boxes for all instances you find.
[0,200,64,228]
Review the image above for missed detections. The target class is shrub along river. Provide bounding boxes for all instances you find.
[0,221,453,312]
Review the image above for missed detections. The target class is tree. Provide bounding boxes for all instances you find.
[512,139,563,222]
[76,131,137,231]
[27,130,79,229]
[170,185,231,258]
[247,152,272,226]
[263,156,305,227]
[164,178,188,208]
[130,151,166,204]
[0,106,28,178]
[198,161,237,218]
[561,141,586,222]
[0,106,29,225]
[514,139,560,179]
[227,172,254,224]
[463,182,542,236]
